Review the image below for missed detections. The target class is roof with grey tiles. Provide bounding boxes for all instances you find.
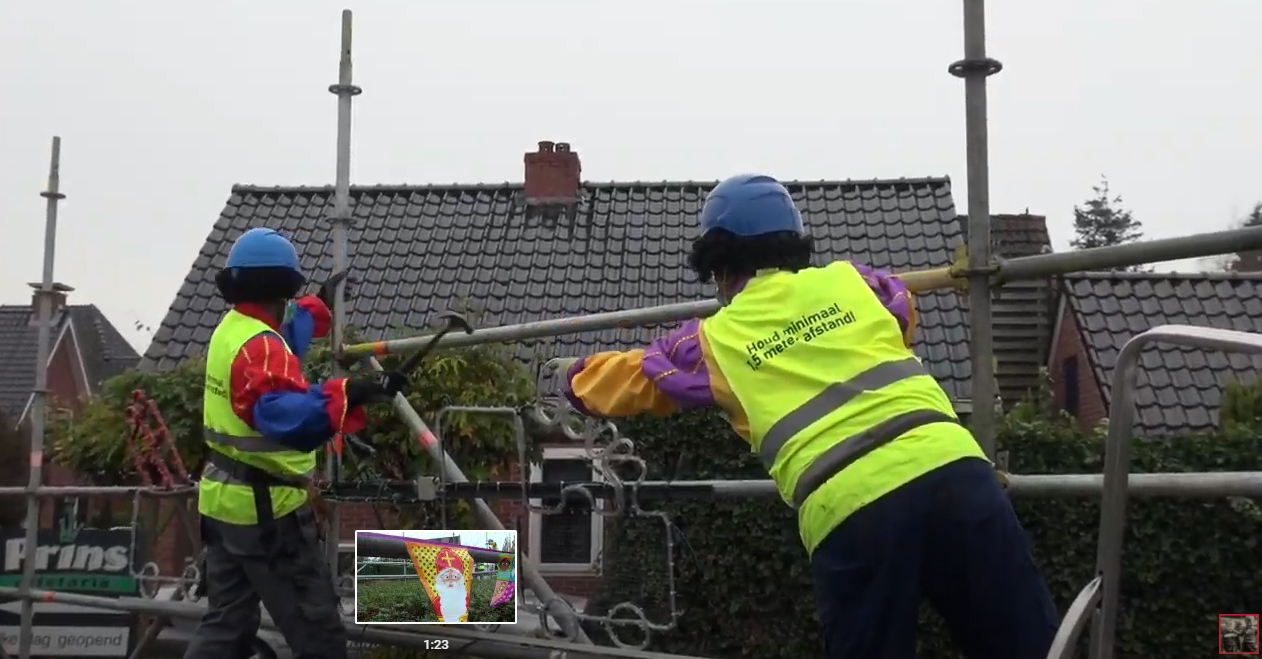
[1062,271,1262,436]
[990,214,1053,259]
[68,306,144,386]
[142,178,974,400]
[0,304,140,421]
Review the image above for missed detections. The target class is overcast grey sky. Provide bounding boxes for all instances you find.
[2,0,1258,354]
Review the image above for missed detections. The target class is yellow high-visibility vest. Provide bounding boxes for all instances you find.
[200,309,315,525]
[701,261,986,554]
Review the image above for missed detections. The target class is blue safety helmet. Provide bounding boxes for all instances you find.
[224,228,303,276]
[698,174,805,238]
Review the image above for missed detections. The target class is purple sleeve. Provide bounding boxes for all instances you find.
[851,263,914,335]
[562,320,717,413]
[639,319,716,410]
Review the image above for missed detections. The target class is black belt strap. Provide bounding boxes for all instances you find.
[205,451,308,552]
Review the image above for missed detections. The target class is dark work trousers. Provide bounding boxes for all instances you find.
[811,457,1059,659]
[183,506,348,659]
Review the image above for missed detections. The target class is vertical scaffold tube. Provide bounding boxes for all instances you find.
[952,0,1003,457]
[325,8,361,574]
[17,136,66,659]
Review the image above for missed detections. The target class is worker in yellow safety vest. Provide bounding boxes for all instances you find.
[553,174,1059,659]
[184,228,407,659]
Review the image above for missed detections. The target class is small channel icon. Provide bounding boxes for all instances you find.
[1219,613,1259,654]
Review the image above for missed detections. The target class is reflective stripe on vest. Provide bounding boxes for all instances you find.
[790,408,956,508]
[203,428,293,454]
[701,261,962,512]
[757,357,927,468]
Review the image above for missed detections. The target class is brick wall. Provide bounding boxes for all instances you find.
[30,327,92,528]
[546,575,599,598]
[1049,304,1108,431]
[338,503,384,540]
[501,461,527,538]
[46,328,86,409]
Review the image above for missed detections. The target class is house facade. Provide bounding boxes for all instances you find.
[0,286,155,559]
[1048,271,1262,436]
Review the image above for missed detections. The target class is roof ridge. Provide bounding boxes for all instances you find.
[230,176,953,195]
[1063,270,1262,282]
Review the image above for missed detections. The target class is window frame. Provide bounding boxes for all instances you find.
[1062,355,1080,415]
[527,446,603,575]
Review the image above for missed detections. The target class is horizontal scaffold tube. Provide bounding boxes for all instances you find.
[337,471,1262,503]
[342,224,1262,358]
[0,587,714,659]
[5,472,1259,505]
[0,485,195,497]
[356,531,510,563]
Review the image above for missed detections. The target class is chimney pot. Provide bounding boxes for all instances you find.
[26,282,74,325]
[523,140,582,211]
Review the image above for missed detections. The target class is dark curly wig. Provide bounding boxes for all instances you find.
[214,266,306,305]
[687,229,814,284]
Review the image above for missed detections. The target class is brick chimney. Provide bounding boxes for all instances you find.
[27,282,73,326]
[523,141,582,215]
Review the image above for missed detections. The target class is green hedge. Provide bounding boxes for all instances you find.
[589,400,1262,658]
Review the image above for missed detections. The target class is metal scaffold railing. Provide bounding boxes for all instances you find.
[5,3,1262,659]
[340,222,1262,361]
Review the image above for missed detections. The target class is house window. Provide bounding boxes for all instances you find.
[528,447,603,574]
[1062,355,1080,415]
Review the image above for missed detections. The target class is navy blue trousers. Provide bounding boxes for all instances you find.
[811,457,1058,659]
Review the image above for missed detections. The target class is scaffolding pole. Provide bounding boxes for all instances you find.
[15,136,66,659]
[6,470,1260,504]
[953,0,1001,457]
[0,588,712,659]
[341,223,1262,360]
[364,356,594,644]
[356,531,512,563]
[0,485,194,497]
[390,471,1262,502]
[325,7,361,578]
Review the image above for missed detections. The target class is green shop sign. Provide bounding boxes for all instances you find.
[1,524,142,597]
